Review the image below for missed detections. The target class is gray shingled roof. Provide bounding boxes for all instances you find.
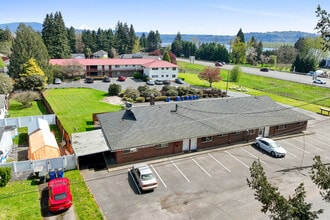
[97,96,313,151]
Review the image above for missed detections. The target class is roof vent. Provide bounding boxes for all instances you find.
[125,102,132,109]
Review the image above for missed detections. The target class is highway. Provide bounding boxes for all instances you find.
[177,58,330,88]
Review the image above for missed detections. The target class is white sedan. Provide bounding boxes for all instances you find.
[313,79,326,84]
[132,163,158,191]
[255,137,286,158]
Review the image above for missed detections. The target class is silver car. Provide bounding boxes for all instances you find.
[255,137,286,157]
[132,163,158,191]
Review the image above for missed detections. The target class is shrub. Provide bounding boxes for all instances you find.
[108,84,122,96]
[0,167,11,187]
[133,72,141,79]
[136,97,145,103]
[155,96,167,101]
[123,87,140,101]
[12,91,40,108]
[166,88,178,96]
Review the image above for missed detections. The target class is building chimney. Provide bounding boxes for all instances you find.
[150,94,155,105]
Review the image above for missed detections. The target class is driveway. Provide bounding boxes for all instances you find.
[80,109,330,220]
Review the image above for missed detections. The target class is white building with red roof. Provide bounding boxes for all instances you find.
[49,58,178,80]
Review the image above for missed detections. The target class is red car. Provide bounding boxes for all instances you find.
[118,76,126,81]
[48,178,73,212]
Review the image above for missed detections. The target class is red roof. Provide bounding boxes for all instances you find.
[49,58,178,68]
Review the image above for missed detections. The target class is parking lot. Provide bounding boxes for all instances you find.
[81,111,330,220]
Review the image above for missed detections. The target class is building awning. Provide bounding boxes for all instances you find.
[71,129,109,157]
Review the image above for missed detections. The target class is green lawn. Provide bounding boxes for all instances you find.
[178,61,330,112]
[43,88,122,134]
[0,179,41,220]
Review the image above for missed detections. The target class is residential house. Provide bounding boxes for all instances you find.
[72,96,312,165]
[93,50,108,59]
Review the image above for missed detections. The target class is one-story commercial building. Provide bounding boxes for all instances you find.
[72,96,312,166]
[49,58,178,80]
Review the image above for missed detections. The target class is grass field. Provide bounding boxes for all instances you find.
[43,88,122,134]
[178,61,330,112]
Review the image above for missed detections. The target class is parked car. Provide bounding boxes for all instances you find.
[48,177,73,212]
[146,80,155,85]
[118,76,126,81]
[260,67,269,72]
[103,76,111,82]
[313,79,326,84]
[163,80,171,85]
[132,163,158,191]
[53,78,62,84]
[85,77,94,83]
[175,78,184,84]
[215,62,223,67]
[155,80,163,85]
[254,137,286,158]
[306,71,315,76]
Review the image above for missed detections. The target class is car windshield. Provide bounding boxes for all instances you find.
[141,174,154,180]
[271,142,280,148]
[54,192,67,200]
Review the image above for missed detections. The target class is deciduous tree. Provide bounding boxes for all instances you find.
[315,5,330,51]
[310,156,330,202]
[198,67,221,87]
[247,160,323,220]
[0,73,14,94]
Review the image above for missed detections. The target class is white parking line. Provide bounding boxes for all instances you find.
[295,139,324,152]
[150,165,167,188]
[240,147,266,164]
[225,151,250,168]
[282,141,311,155]
[128,169,141,194]
[286,150,297,158]
[191,157,212,177]
[208,153,231,172]
[171,160,190,182]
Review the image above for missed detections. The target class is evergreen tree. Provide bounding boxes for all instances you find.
[231,36,246,64]
[115,21,130,54]
[128,24,137,53]
[155,30,162,49]
[9,23,49,79]
[175,32,182,41]
[147,30,157,52]
[162,51,171,62]
[171,40,183,57]
[236,28,245,43]
[139,33,147,52]
[67,26,77,53]
[42,12,70,58]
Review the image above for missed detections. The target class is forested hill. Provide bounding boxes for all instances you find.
[1,22,317,44]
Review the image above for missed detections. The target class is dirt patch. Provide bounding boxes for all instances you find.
[103,96,124,105]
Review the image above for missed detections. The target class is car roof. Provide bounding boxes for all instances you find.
[48,178,70,194]
[133,163,152,174]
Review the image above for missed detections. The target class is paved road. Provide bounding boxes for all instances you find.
[177,58,330,88]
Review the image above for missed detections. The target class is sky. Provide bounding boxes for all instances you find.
[0,0,329,35]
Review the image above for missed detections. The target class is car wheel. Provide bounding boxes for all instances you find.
[271,151,276,157]
[255,143,260,148]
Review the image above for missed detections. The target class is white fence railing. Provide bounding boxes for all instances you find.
[0,155,76,180]
[0,114,56,128]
